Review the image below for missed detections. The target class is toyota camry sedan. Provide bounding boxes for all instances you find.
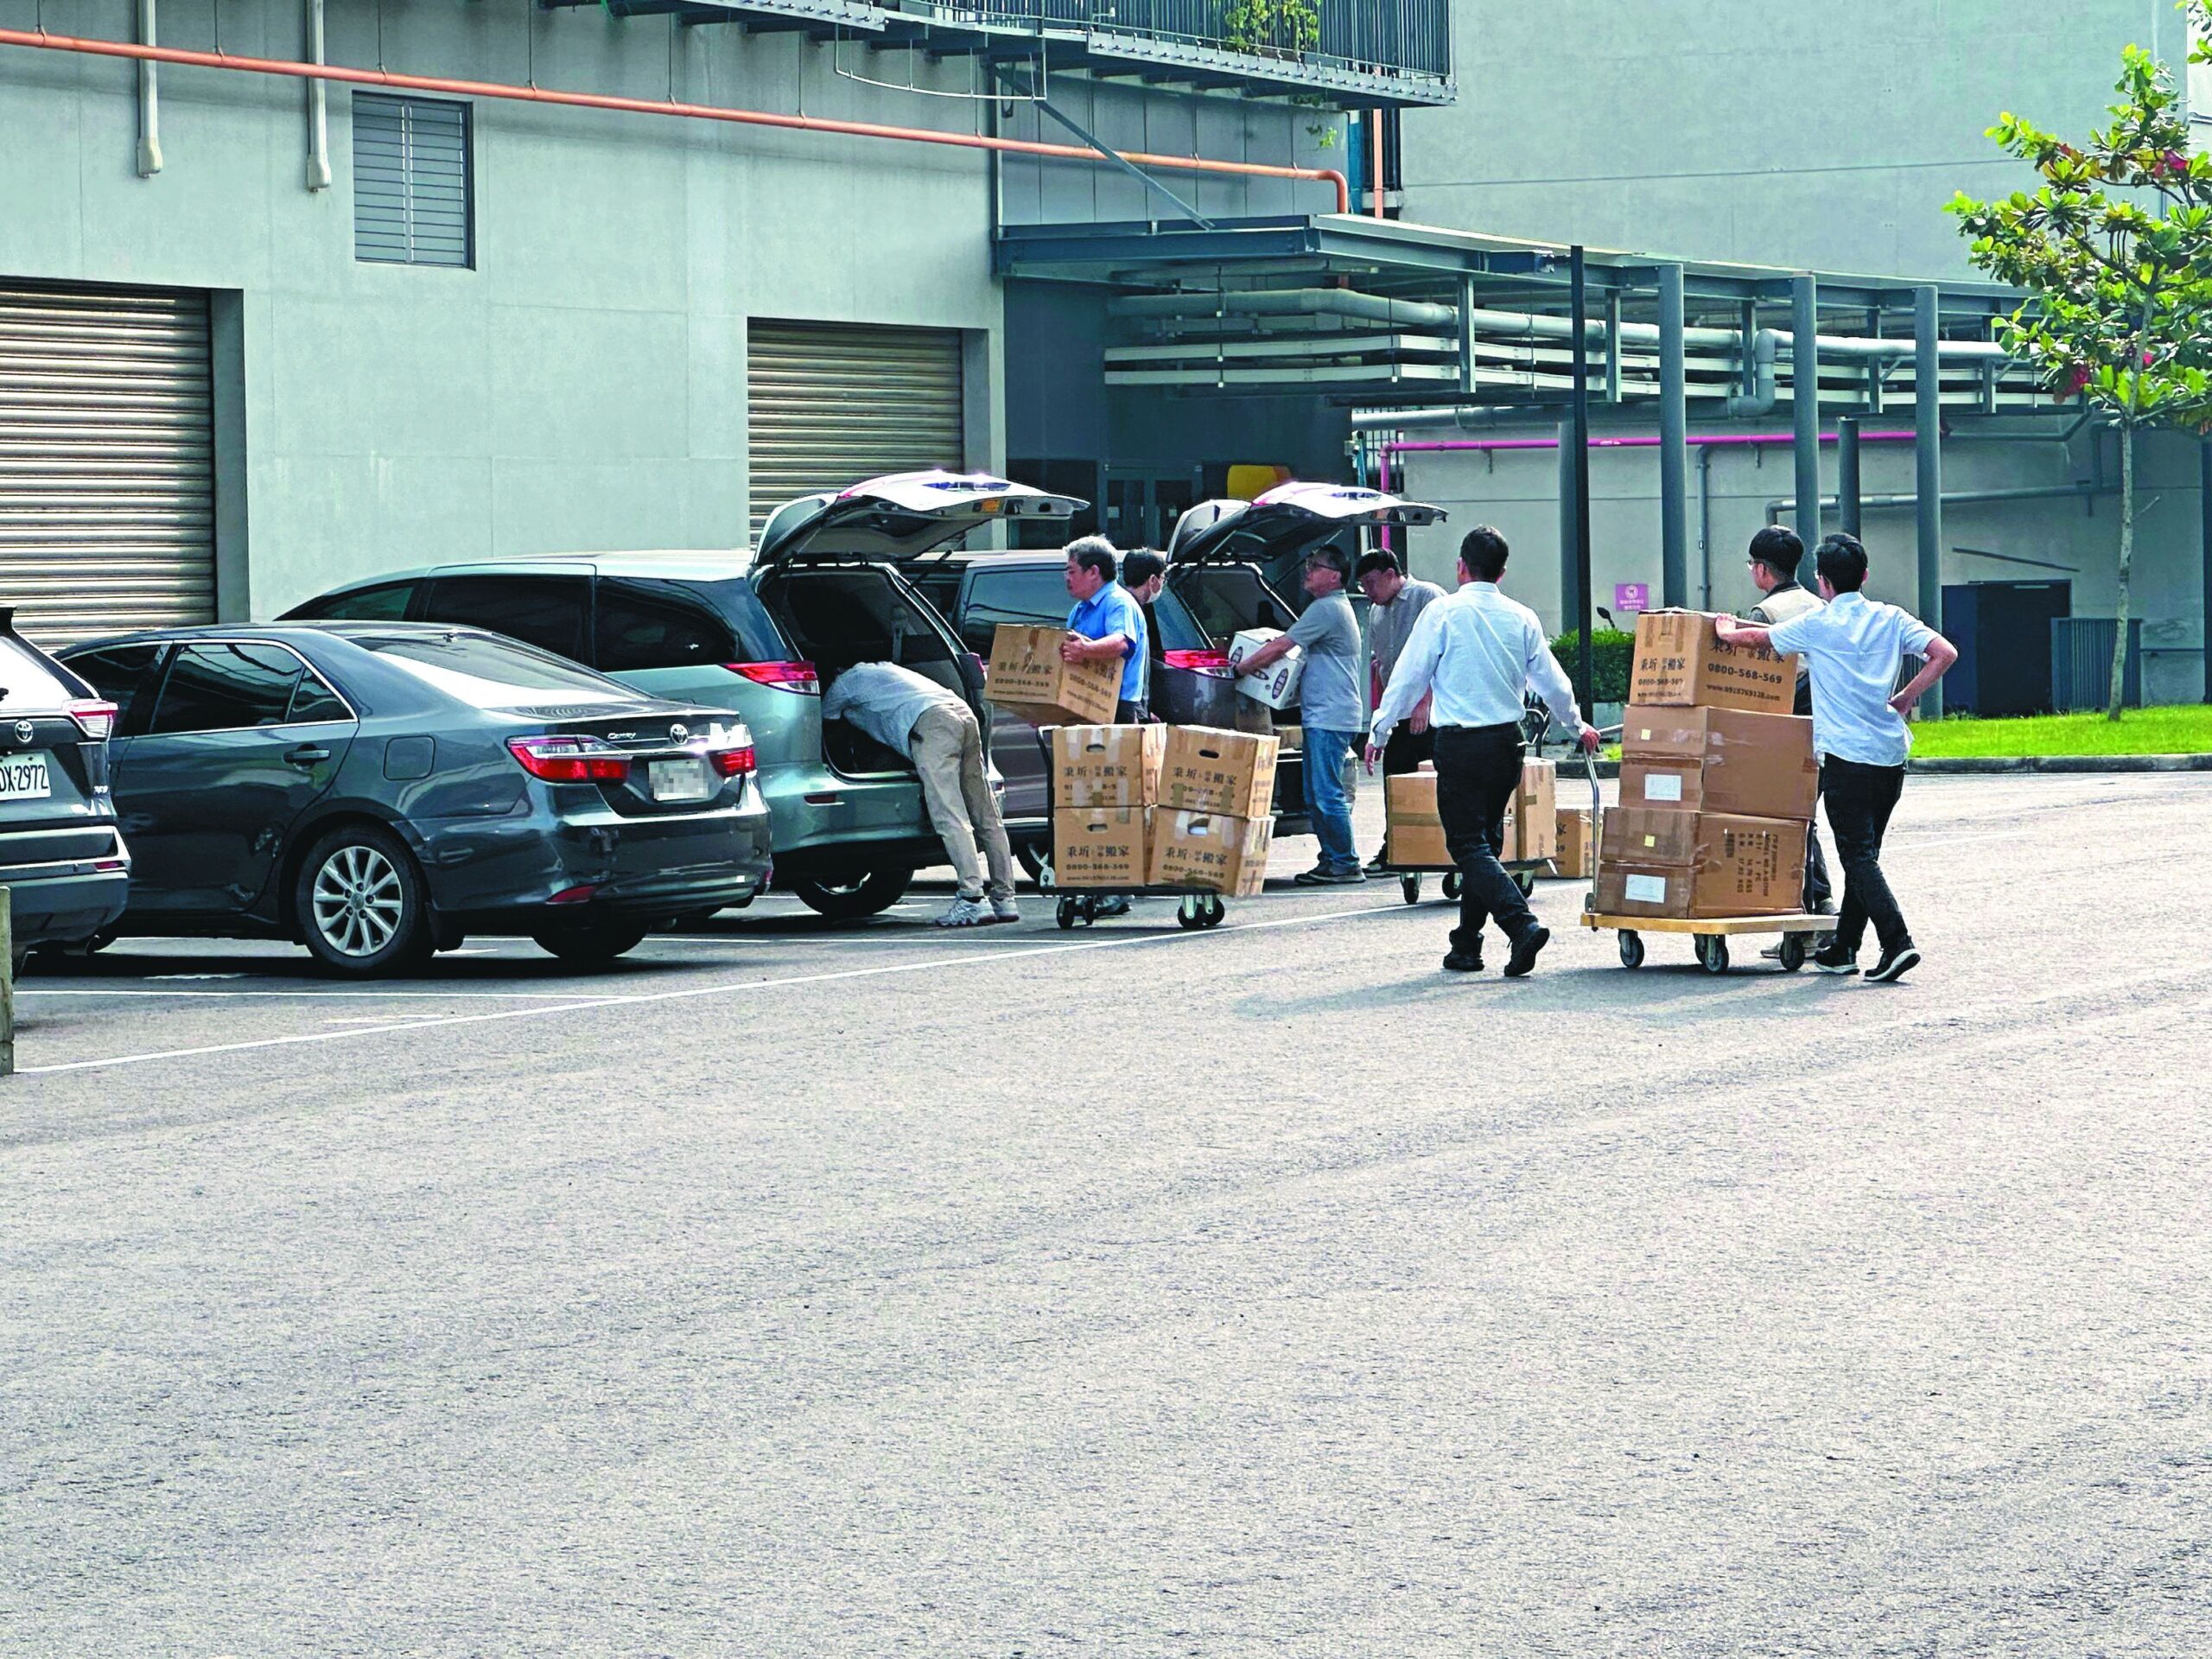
[60,622,771,975]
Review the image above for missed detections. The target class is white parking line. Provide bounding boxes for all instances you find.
[18,902,1410,1077]
[14,987,614,1001]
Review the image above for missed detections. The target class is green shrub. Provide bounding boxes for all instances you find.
[1548,628,1637,705]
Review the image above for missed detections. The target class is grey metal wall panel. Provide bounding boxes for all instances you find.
[353,95,472,269]
[0,281,217,645]
[747,321,965,540]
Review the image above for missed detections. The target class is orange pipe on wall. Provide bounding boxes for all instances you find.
[0,27,1351,214]
[1370,111,1384,218]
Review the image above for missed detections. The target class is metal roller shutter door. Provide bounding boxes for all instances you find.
[0,280,215,646]
[747,320,964,540]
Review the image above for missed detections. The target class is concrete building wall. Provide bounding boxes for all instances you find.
[0,0,1025,619]
[1402,0,2183,279]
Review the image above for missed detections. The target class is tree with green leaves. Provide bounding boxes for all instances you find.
[1949,0,2212,719]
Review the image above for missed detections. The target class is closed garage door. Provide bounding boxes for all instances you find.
[0,280,216,646]
[747,320,963,541]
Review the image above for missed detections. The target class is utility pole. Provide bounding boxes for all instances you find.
[1569,246,1595,720]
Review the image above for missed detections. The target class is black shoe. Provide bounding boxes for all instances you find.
[1503,926,1550,978]
[1296,865,1365,886]
[1866,944,1922,984]
[1367,851,1390,873]
[1812,945,1859,976]
[1442,948,1485,973]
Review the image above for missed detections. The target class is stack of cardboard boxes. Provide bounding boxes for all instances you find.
[1382,756,1559,868]
[1596,611,1816,919]
[1049,723,1280,896]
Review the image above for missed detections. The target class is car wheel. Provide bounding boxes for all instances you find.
[531,920,651,966]
[295,823,433,977]
[787,867,912,921]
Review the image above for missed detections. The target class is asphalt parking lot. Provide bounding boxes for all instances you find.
[5,772,2210,1656]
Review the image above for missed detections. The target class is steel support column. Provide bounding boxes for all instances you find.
[1915,284,1945,717]
[1569,247,1595,715]
[1456,274,1476,397]
[1793,275,1821,544]
[1837,414,1862,537]
[1657,264,1689,608]
[2202,439,2211,701]
[1558,419,1580,624]
[136,0,162,176]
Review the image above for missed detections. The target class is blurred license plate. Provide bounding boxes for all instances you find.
[649,758,711,803]
[0,753,51,800]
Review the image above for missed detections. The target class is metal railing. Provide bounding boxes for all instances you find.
[893,0,1451,79]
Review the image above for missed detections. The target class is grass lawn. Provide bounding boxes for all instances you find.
[1910,704,2212,758]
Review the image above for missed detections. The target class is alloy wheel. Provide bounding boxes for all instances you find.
[310,843,405,958]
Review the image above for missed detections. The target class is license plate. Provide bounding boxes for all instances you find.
[649,757,712,803]
[0,752,51,800]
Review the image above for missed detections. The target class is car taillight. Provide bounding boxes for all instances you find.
[506,734,632,782]
[724,660,820,694]
[67,700,119,741]
[709,744,757,778]
[1163,649,1231,672]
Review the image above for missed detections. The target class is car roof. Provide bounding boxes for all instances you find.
[58,620,525,652]
[313,552,757,588]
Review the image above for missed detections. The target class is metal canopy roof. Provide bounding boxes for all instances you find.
[995,214,2026,322]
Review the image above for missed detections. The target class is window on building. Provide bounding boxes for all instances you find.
[354,94,473,269]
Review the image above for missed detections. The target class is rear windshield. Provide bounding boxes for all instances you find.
[0,635,79,709]
[1166,564,1296,644]
[1147,586,1211,654]
[759,568,958,671]
[360,631,639,709]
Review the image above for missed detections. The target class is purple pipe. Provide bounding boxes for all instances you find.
[1381,429,1917,457]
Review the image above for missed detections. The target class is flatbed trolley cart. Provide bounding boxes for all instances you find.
[1382,696,1557,907]
[1573,734,1828,975]
[1053,886,1229,931]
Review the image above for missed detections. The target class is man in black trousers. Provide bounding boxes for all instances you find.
[1366,527,1599,977]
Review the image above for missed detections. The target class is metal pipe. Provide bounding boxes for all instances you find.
[1110,289,1454,327]
[1792,276,1821,544]
[136,0,162,178]
[0,26,1351,213]
[1557,419,1578,621]
[1382,429,1919,456]
[1569,246,1594,714]
[304,0,330,192]
[1698,443,1718,612]
[1370,110,1385,219]
[1837,414,1861,537]
[1766,481,2117,519]
[1657,264,1688,607]
[2202,439,2211,702]
[1915,284,1944,715]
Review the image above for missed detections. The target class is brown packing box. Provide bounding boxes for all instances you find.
[1384,769,1451,868]
[1150,809,1273,897]
[1554,806,1598,880]
[1618,704,1817,819]
[1160,726,1281,817]
[1510,759,1558,861]
[1628,609,1800,715]
[985,623,1122,728]
[1053,807,1152,888]
[1051,723,1166,809]
[1596,807,1808,918]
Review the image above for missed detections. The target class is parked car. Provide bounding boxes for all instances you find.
[0,607,130,970]
[279,471,1082,919]
[59,623,769,975]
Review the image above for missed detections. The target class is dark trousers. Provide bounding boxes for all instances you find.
[1373,724,1436,859]
[1804,798,1834,912]
[1116,698,1151,724]
[1433,722,1535,952]
[1821,756,1910,956]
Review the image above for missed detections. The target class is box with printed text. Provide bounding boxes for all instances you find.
[1050,723,1166,809]
[1595,807,1807,918]
[986,624,1122,728]
[1628,610,1798,715]
[1053,807,1153,888]
[1618,705,1816,820]
[1150,809,1273,896]
[1160,726,1281,817]
[1226,628,1305,709]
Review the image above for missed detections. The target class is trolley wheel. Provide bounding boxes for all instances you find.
[1777,931,1808,972]
[1695,934,1730,975]
[1513,869,1535,897]
[1400,874,1422,906]
[1618,930,1645,969]
[1203,893,1226,928]
[1442,870,1464,900]
[1177,894,1204,930]
[1055,896,1078,931]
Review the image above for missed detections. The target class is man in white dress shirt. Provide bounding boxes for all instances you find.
[1367,526,1599,978]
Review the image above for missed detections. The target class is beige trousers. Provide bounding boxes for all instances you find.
[909,703,1015,901]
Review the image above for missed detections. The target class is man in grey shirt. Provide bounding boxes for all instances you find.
[821,660,1017,927]
[1356,549,1446,868]
[1233,545,1366,883]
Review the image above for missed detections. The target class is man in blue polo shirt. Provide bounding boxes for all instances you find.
[1717,533,1958,984]
[1061,536,1150,722]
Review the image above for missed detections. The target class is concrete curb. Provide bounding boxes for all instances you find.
[1559,753,2212,779]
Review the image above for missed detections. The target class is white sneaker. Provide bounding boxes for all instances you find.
[988,895,1020,924]
[936,897,992,928]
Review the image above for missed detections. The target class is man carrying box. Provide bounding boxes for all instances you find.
[1716,533,1959,983]
[1366,526,1599,977]
[821,660,1018,929]
[1356,549,1447,870]
[1234,546,1367,885]
[1741,525,1833,918]
[1060,537,1151,723]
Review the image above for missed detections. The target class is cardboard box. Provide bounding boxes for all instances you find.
[1510,759,1558,861]
[986,623,1122,728]
[1384,768,1452,867]
[1053,807,1152,888]
[1554,806,1598,880]
[1150,809,1273,896]
[1051,723,1166,809]
[1595,808,1808,918]
[1628,609,1799,715]
[1160,726,1281,817]
[1618,705,1817,820]
[1226,628,1306,709]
